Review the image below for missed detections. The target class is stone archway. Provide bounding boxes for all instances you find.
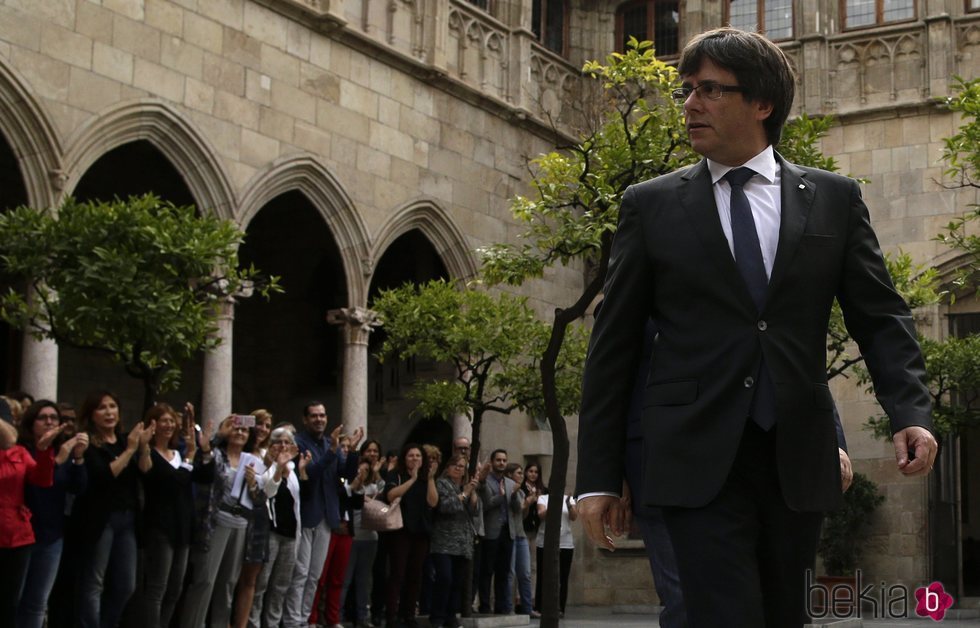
[0,59,62,399]
[367,228,454,451]
[233,191,349,423]
[0,60,61,210]
[238,154,370,307]
[62,99,235,218]
[371,199,479,284]
[56,140,206,418]
[0,121,31,393]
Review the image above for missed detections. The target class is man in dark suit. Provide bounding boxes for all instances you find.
[479,448,522,614]
[576,28,938,627]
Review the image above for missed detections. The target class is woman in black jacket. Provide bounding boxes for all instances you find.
[72,391,152,628]
[138,402,214,628]
[383,442,438,628]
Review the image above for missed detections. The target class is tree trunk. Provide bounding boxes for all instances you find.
[538,241,610,628]
[141,370,161,414]
[461,407,485,618]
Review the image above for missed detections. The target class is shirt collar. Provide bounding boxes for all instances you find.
[707,145,777,185]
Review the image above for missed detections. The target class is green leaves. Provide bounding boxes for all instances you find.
[817,472,884,575]
[941,77,980,187]
[480,39,693,287]
[370,279,587,419]
[0,194,280,400]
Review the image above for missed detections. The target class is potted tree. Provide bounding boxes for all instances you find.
[815,472,885,616]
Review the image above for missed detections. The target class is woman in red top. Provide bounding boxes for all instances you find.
[0,406,59,624]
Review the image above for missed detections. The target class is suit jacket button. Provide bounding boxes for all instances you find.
[744,377,754,387]
[757,320,768,331]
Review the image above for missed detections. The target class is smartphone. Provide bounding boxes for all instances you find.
[233,414,256,428]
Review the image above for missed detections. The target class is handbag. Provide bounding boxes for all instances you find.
[361,496,402,531]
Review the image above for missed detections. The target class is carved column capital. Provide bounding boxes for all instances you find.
[327,306,382,345]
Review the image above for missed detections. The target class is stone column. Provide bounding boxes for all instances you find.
[452,411,472,443]
[201,299,234,432]
[21,335,58,401]
[327,307,381,438]
[20,285,59,400]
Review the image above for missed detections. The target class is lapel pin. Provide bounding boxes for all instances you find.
[798,183,805,190]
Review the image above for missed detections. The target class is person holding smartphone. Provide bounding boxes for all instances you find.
[180,414,265,628]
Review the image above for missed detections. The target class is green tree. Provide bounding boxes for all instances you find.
[0,194,279,410]
[864,78,980,440]
[371,278,587,472]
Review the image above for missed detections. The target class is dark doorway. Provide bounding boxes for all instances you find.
[233,191,347,424]
[367,230,451,449]
[0,132,28,392]
[57,140,203,417]
[940,313,980,597]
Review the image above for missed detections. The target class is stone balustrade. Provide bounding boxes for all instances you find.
[256,0,581,136]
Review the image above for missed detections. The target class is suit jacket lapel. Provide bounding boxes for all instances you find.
[680,160,756,311]
[769,155,814,295]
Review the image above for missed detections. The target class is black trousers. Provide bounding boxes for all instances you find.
[662,421,823,628]
[478,531,513,614]
[534,546,573,613]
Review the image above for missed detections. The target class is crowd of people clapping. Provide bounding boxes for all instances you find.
[0,392,576,628]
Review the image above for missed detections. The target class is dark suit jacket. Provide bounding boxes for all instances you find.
[577,155,932,513]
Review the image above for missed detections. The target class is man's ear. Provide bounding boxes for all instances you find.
[755,99,774,122]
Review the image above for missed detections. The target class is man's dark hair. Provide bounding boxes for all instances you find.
[303,401,325,417]
[677,27,796,147]
[490,448,508,461]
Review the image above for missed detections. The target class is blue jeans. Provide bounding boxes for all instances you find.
[77,510,138,628]
[17,538,64,628]
[510,536,532,614]
[141,529,189,628]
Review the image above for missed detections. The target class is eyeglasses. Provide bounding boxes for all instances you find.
[671,81,744,103]
[37,413,60,421]
[452,464,467,469]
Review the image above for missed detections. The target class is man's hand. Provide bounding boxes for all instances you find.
[839,448,853,492]
[893,425,938,476]
[577,494,627,551]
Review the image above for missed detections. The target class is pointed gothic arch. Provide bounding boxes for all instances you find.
[238,153,371,307]
[62,99,235,218]
[370,199,479,285]
[0,60,62,209]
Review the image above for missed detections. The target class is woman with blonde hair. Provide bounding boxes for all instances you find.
[232,409,275,628]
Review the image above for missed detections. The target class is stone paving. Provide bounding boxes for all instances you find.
[523,606,980,627]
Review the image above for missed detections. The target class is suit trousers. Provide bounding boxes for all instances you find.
[627,435,688,628]
[662,421,823,628]
[634,511,687,628]
[479,531,514,614]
